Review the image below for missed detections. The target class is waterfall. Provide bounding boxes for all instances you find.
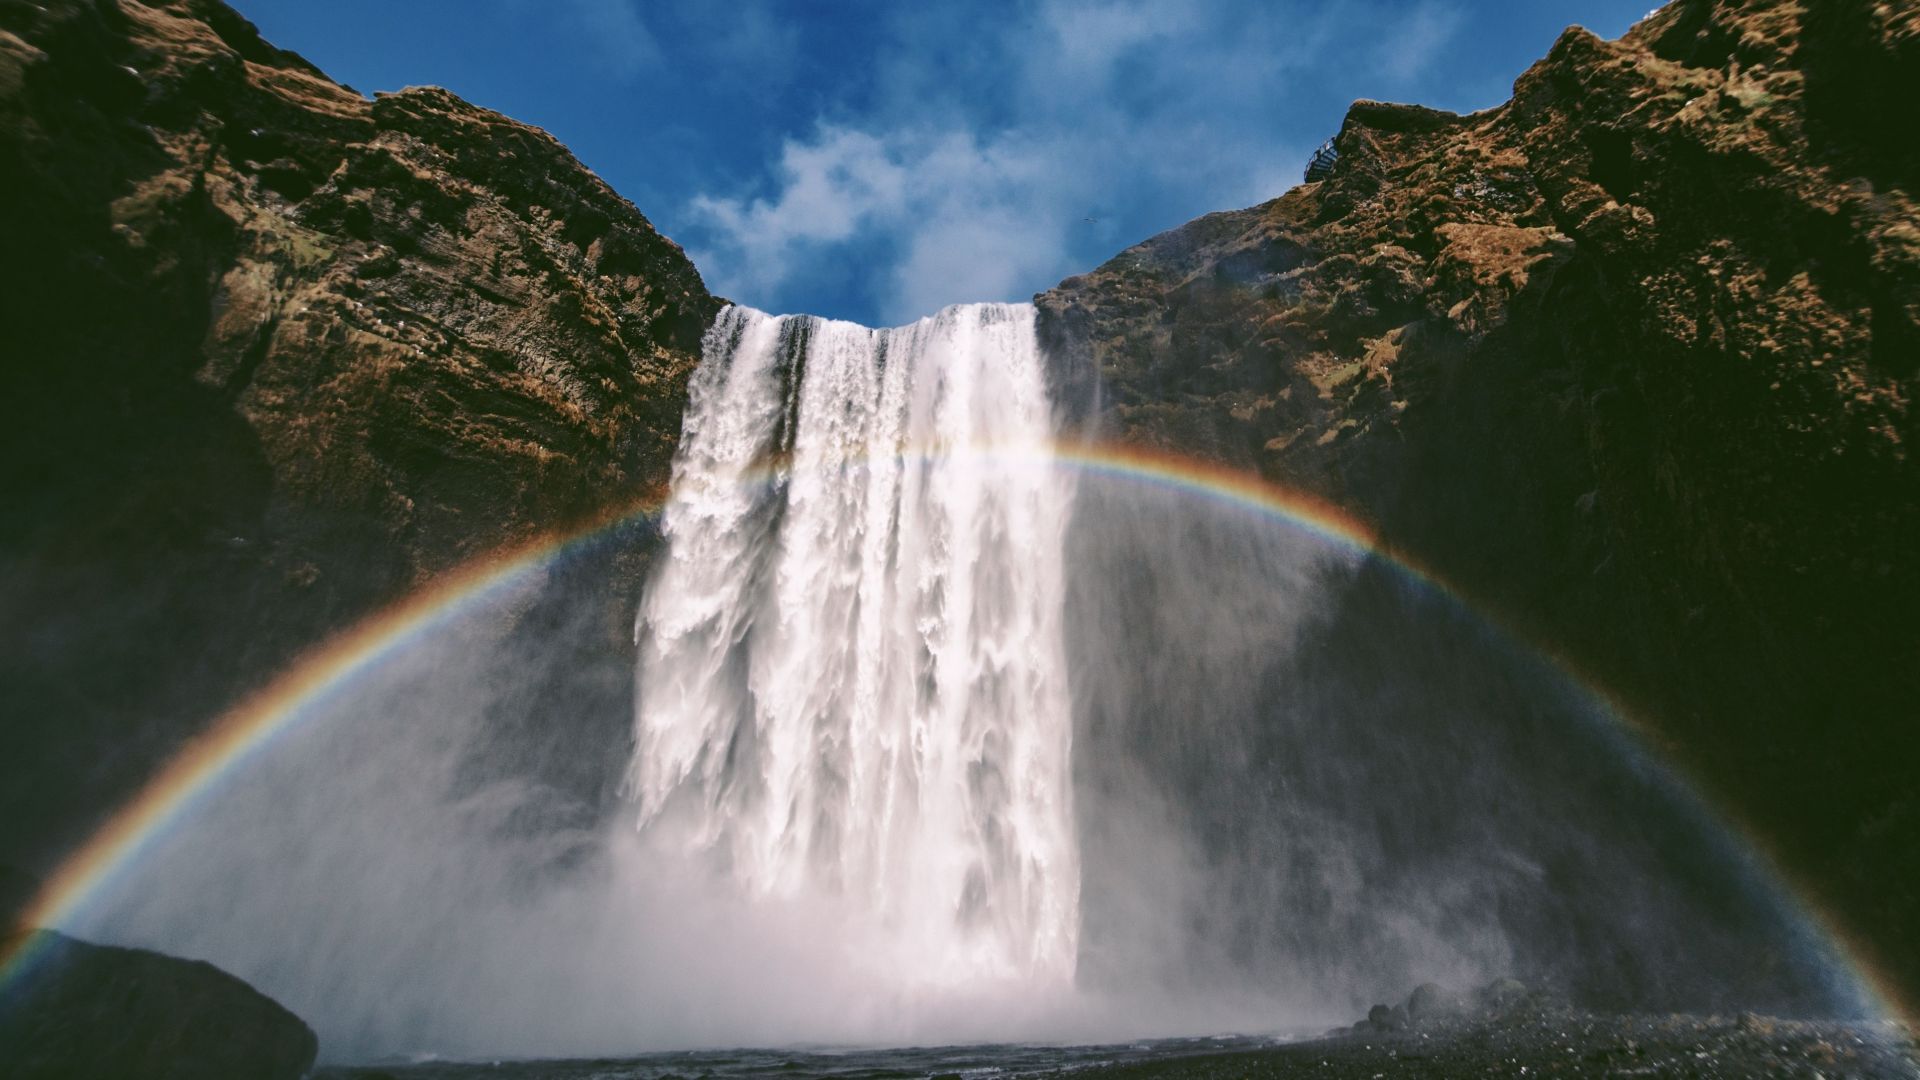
[631,302,1079,986]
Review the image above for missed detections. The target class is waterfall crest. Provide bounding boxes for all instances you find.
[631,302,1079,985]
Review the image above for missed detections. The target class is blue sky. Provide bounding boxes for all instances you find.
[232,0,1657,326]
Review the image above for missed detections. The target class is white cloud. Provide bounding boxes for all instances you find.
[882,139,1073,323]
[689,125,1080,324]
[689,128,912,308]
[685,0,1470,324]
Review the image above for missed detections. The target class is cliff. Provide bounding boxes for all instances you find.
[4,0,1917,1022]
[0,0,718,875]
[1040,0,1917,1011]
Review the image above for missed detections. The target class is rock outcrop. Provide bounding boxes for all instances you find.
[0,0,718,873]
[1040,0,1916,1012]
[0,930,317,1079]
[1354,979,1520,1034]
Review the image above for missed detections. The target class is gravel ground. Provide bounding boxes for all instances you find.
[1058,1011,1919,1079]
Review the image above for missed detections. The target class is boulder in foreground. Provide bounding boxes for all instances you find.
[0,929,317,1080]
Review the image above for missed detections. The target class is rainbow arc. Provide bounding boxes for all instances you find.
[2,441,1901,1020]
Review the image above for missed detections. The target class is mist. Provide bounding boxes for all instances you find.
[59,558,1099,1061]
[1064,469,1864,1021]
[55,306,1874,1064]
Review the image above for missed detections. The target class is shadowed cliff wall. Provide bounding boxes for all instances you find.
[1040,0,1918,1014]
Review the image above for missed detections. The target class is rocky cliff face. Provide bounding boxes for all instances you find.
[0,0,718,877]
[5,0,1916,1024]
[1040,0,1917,1013]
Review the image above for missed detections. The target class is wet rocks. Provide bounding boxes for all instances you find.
[1360,1003,1409,1033]
[0,930,317,1079]
[1405,981,1464,1021]
[1356,979,1520,1034]
[1477,976,1531,1012]
[1087,1011,1920,1080]
[1318,983,1918,1078]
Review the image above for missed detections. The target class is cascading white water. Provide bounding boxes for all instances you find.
[631,302,1079,987]
[56,305,1877,1058]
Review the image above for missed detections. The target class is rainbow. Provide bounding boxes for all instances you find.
[1,441,1904,1020]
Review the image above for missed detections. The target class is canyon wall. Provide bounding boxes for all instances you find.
[0,0,717,880]
[1040,0,1917,1012]
[3,0,1916,1015]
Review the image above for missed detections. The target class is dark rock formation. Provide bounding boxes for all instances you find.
[0,866,38,929]
[1359,980,1519,1034]
[0,929,317,1079]
[1362,1003,1408,1033]
[1040,0,1917,1012]
[1479,977,1532,1012]
[1109,1011,1919,1080]
[1406,981,1463,1022]
[0,0,718,874]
